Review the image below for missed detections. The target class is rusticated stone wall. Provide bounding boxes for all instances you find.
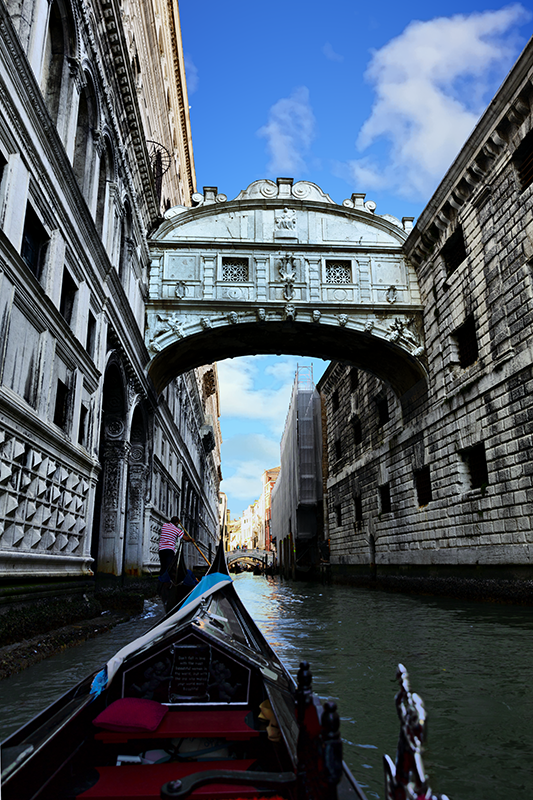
[319,37,533,591]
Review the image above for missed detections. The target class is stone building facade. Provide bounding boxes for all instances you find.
[0,0,220,586]
[318,38,533,592]
[271,367,323,577]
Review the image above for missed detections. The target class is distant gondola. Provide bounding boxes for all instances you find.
[1,538,448,800]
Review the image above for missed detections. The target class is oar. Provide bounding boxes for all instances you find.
[179,520,211,567]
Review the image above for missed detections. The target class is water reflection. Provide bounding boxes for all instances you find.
[1,577,532,800]
[234,574,533,800]
[0,600,163,742]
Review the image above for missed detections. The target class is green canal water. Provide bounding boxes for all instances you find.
[1,574,533,799]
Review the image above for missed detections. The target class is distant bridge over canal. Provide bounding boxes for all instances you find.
[227,548,274,566]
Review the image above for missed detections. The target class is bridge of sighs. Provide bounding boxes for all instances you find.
[146,178,427,401]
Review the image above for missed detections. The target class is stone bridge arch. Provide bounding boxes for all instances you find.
[147,179,427,400]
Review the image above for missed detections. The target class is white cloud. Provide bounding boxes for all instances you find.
[184,54,199,94]
[344,5,530,200]
[221,435,280,513]
[323,42,344,62]
[257,87,316,174]
[217,357,296,434]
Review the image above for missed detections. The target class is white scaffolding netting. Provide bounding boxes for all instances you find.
[271,366,322,542]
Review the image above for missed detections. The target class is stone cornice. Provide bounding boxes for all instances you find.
[96,0,160,225]
[166,0,196,201]
[405,35,533,265]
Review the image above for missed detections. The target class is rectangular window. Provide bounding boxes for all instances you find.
[332,389,339,412]
[222,257,249,282]
[86,311,97,358]
[59,267,78,325]
[379,483,391,514]
[350,367,359,392]
[513,130,533,191]
[21,204,49,279]
[335,504,342,526]
[334,438,342,461]
[352,415,362,445]
[0,151,7,188]
[455,315,478,368]
[325,260,351,284]
[441,226,467,275]
[78,404,88,447]
[461,442,489,491]
[53,378,70,430]
[415,465,432,506]
[354,494,363,523]
[376,395,389,427]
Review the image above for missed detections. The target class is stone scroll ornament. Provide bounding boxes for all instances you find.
[383,664,450,800]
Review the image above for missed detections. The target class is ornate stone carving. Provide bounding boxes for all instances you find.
[312,309,322,323]
[175,281,187,299]
[278,254,296,301]
[284,304,296,322]
[275,208,296,231]
[386,286,398,304]
[106,417,125,438]
[200,317,212,329]
[227,311,238,324]
[257,307,266,322]
[148,338,162,354]
[337,314,349,327]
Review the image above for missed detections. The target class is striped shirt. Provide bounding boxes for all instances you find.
[159,521,185,552]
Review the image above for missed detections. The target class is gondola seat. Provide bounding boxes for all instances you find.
[76,758,264,799]
[94,709,261,744]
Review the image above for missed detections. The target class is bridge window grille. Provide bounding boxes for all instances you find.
[222,257,249,282]
[325,260,352,284]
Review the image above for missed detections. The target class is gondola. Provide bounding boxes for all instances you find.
[1,539,448,800]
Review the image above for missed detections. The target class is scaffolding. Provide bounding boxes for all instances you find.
[271,366,323,550]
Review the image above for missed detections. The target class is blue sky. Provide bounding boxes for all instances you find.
[178,1,533,518]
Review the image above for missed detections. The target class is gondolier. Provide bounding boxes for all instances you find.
[159,516,192,575]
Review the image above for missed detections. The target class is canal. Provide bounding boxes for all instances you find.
[1,575,532,800]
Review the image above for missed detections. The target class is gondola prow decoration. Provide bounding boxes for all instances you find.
[383,663,450,800]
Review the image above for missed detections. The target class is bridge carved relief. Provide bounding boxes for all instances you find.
[146,178,427,398]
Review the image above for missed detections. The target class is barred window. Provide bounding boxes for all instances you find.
[354,493,363,522]
[325,260,351,284]
[441,226,467,275]
[461,442,489,491]
[379,483,391,514]
[222,257,249,282]
[455,315,478,368]
[352,415,362,445]
[513,129,533,191]
[415,465,432,506]
[376,395,389,427]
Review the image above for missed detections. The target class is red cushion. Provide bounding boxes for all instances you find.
[93,698,168,732]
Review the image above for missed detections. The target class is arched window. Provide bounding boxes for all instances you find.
[40,0,76,127]
[95,138,114,237]
[119,199,133,282]
[73,73,97,196]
